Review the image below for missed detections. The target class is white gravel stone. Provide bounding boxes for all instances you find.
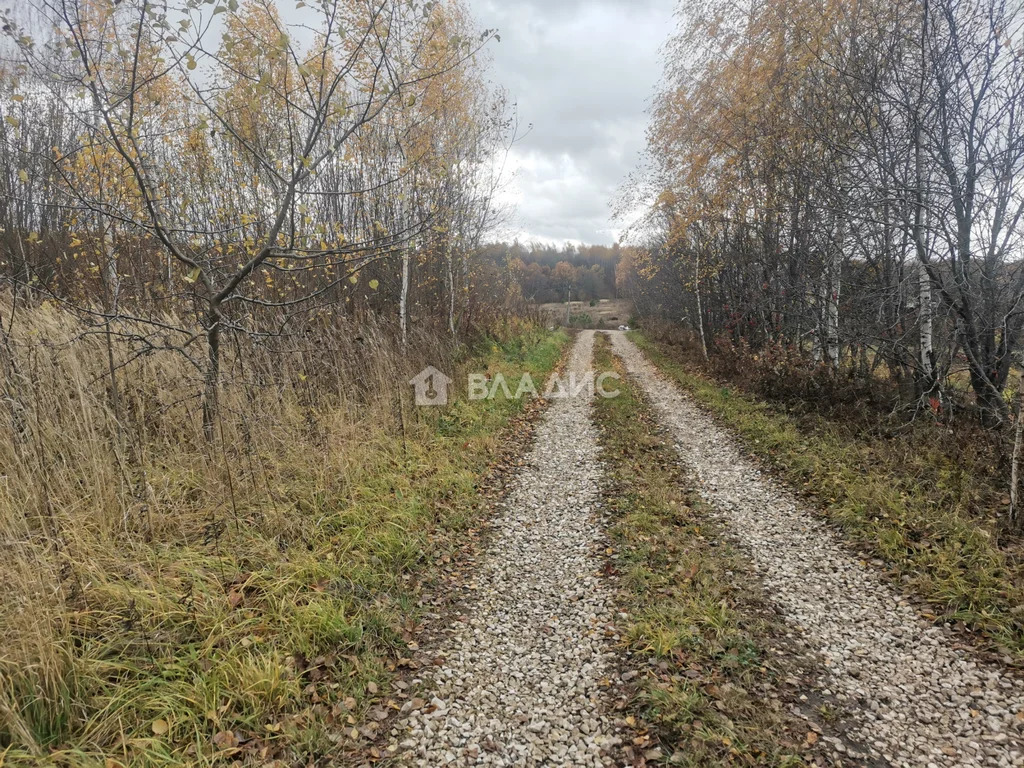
[391,331,618,767]
[608,330,1024,768]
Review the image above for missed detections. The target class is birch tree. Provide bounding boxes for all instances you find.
[4,0,494,434]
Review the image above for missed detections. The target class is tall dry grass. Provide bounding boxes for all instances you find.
[0,295,470,762]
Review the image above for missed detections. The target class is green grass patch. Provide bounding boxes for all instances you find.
[630,331,1024,663]
[593,334,812,767]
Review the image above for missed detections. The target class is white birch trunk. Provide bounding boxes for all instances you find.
[826,253,841,370]
[913,2,935,392]
[446,250,456,337]
[695,252,708,359]
[400,249,410,346]
[462,249,471,325]
[812,275,824,363]
[914,0,937,395]
[1012,366,1024,530]
[918,259,934,382]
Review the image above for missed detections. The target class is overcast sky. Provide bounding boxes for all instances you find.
[467,0,676,246]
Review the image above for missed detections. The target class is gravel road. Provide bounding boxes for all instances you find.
[607,330,1024,768]
[390,330,621,767]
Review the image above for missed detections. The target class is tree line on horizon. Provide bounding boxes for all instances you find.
[479,241,621,304]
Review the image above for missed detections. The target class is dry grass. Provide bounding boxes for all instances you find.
[537,299,635,329]
[0,296,567,766]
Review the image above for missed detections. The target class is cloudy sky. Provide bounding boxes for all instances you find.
[467,0,676,246]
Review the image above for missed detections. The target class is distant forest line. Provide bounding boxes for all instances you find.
[481,242,623,304]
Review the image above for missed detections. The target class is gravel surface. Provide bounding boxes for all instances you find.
[390,330,621,767]
[608,330,1024,768]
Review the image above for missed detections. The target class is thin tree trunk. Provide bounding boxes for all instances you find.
[202,305,221,442]
[446,249,456,337]
[695,252,708,359]
[461,249,471,327]
[812,270,824,363]
[918,259,936,392]
[1011,368,1024,530]
[914,1,937,397]
[400,249,410,346]
[826,250,841,370]
[102,222,123,438]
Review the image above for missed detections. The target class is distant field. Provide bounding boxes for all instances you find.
[537,298,634,328]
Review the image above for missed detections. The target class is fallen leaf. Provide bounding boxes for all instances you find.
[212,730,237,749]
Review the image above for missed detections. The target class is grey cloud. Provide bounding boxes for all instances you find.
[470,0,674,244]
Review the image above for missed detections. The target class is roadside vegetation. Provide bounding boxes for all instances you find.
[631,327,1024,664]
[592,334,826,767]
[0,303,567,766]
[611,0,1024,677]
[0,0,578,762]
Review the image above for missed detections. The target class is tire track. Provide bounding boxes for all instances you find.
[390,331,621,767]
